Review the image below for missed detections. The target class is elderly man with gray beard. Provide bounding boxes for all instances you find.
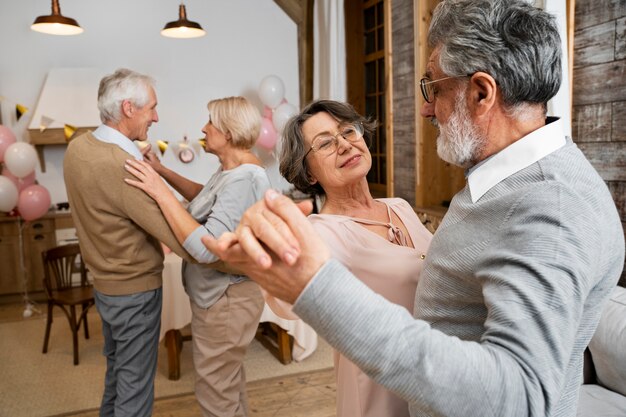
[202,0,625,416]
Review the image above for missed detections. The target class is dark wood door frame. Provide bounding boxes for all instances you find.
[273,0,315,109]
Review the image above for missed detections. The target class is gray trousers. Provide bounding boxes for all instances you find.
[95,288,162,417]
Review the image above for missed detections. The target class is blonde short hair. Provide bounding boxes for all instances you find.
[207,97,261,149]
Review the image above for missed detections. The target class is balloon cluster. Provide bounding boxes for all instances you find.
[256,75,298,151]
[0,125,51,221]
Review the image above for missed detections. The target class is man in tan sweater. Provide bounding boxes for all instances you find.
[64,68,193,417]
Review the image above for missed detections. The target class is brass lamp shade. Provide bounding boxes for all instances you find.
[161,4,206,39]
[31,0,83,36]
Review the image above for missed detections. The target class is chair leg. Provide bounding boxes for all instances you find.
[82,303,90,340]
[69,305,79,365]
[42,302,53,354]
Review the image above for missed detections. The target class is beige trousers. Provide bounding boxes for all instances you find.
[190,280,264,417]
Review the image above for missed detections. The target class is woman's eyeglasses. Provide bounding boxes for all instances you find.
[304,123,364,158]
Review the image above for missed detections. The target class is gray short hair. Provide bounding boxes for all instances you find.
[207,97,261,149]
[279,100,377,196]
[97,68,155,123]
[429,0,562,113]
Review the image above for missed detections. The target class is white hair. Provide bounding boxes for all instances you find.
[97,68,155,123]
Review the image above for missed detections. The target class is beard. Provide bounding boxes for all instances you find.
[435,90,486,169]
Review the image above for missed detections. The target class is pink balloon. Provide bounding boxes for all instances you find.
[256,117,277,150]
[262,106,273,121]
[17,184,51,221]
[1,166,36,192]
[0,125,17,163]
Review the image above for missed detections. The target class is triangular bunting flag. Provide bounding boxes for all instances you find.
[64,124,77,141]
[39,115,54,132]
[16,104,28,121]
[157,140,169,156]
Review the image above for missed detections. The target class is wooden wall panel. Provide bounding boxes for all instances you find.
[572,103,612,142]
[573,21,615,67]
[574,0,626,29]
[577,143,626,181]
[617,17,626,59]
[612,101,626,142]
[573,60,626,106]
[609,182,626,221]
[391,0,417,205]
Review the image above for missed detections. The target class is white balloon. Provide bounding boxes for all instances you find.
[0,175,19,212]
[272,102,298,133]
[4,142,38,178]
[258,75,285,109]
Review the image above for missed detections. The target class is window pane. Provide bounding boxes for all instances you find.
[378,58,385,92]
[377,27,384,52]
[368,156,379,183]
[364,30,376,55]
[365,61,376,94]
[360,0,387,193]
[364,6,375,30]
[365,96,377,119]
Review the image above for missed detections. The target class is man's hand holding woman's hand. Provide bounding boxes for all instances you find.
[202,190,331,304]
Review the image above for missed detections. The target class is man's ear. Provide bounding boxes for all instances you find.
[468,72,497,117]
[121,99,134,118]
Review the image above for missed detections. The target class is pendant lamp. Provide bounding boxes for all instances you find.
[161,3,206,39]
[31,0,83,36]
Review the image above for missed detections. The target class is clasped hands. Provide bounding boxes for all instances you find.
[201,190,331,304]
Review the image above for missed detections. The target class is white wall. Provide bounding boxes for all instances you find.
[0,0,297,205]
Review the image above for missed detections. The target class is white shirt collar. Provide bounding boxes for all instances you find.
[467,118,566,203]
[92,124,144,160]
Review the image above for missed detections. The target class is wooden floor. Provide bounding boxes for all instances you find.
[66,368,337,417]
[1,301,337,417]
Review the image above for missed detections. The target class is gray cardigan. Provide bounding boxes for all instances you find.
[293,139,624,417]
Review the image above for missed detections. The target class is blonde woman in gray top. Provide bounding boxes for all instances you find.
[124,96,270,417]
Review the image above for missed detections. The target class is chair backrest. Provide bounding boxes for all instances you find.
[41,244,88,295]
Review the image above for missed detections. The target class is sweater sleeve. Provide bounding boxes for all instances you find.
[293,182,618,417]
[121,162,194,262]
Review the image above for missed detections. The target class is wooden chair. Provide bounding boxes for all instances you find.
[41,244,95,365]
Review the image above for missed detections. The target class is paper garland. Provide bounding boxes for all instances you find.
[0,94,210,155]
[15,104,29,121]
[156,140,169,156]
[39,115,54,132]
[64,124,77,141]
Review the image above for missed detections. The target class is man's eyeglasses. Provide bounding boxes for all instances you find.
[304,123,364,158]
[419,75,471,103]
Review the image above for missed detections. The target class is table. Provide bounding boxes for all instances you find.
[160,252,318,380]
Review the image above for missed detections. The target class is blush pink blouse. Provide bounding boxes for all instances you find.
[307,198,432,417]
